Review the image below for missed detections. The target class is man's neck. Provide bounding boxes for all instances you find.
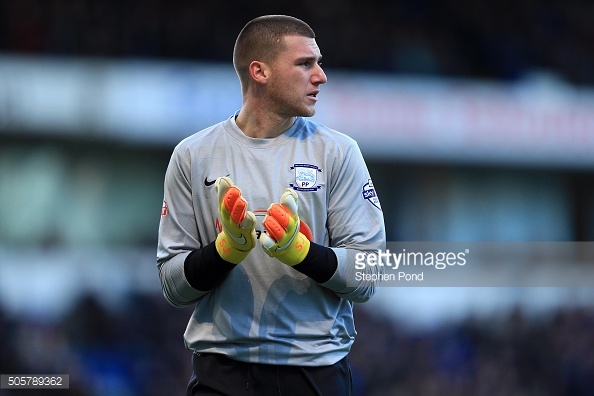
[235,108,296,139]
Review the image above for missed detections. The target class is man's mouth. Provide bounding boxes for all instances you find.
[307,90,319,99]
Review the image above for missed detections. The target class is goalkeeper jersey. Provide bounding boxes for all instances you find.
[157,114,386,366]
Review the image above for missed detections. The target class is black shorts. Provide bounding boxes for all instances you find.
[187,352,353,396]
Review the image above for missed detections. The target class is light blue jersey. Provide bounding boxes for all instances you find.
[157,115,386,366]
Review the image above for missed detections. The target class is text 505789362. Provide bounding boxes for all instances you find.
[1,375,69,389]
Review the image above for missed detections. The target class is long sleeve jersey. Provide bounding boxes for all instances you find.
[157,114,386,366]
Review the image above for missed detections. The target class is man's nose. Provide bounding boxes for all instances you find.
[313,64,327,85]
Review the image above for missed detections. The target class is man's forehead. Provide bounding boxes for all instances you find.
[281,35,321,57]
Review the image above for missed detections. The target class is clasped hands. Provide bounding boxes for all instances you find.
[214,177,312,266]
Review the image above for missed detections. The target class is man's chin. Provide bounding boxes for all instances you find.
[282,104,317,118]
[299,106,317,118]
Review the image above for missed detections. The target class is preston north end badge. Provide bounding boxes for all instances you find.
[290,164,322,192]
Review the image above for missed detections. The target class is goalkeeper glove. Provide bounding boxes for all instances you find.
[260,188,313,266]
[214,177,256,264]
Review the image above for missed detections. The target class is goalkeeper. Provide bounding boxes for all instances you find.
[157,15,386,396]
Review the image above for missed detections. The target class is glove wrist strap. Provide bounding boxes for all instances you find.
[216,233,250,264]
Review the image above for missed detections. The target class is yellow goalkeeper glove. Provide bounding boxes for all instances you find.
[260,188,313,266]
[214,177,256,264]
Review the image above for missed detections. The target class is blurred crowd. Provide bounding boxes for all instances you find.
[0,0,592,85]
[350,304,594,396]
[0,293,193,396]
[1,292,593,395]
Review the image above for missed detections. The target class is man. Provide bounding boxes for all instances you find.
[157,15,386,395]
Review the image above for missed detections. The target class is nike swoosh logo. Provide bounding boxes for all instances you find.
[275,220,300,251]
[222,223,247,245]
[204,174,230,187]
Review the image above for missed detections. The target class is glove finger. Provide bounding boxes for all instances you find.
[240,210,256,231]
[268,203,290,227]
[263,212,285,242]
[215,176,246,225]
[215,176,234,202]
[227,190,247,224]
[260,232,276,255]
[279,188,298,215]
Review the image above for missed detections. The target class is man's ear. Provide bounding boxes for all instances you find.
[249,60,270,85]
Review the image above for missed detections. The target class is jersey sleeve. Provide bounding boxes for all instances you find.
[321,139,387,302]
[157,144,208,307]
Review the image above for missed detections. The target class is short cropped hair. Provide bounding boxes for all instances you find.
[233,15,316,91]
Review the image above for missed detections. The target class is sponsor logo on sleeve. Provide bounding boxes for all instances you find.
[362,179,381,210]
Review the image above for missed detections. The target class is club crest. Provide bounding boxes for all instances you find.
[290,164,322,192]
[362,179,382,210]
